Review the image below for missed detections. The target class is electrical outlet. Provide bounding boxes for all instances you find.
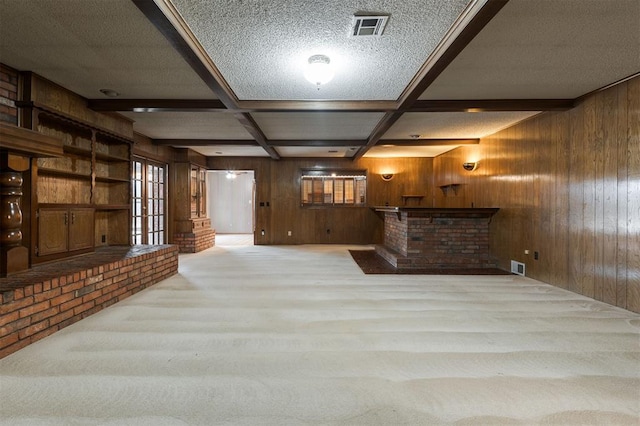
[101,235,106,243]
[534,251,539,260]
[261,229,265,236]
[524,249,529,255]
[287,230,292,236]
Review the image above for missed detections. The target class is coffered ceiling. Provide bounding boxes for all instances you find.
[0,0,638,159]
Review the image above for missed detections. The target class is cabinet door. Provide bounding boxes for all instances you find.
[68,208,94,251]
[38,208,68,256]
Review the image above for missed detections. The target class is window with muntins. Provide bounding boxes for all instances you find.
[300,169,366,206]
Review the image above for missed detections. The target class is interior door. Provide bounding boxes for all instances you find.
[132,158,167,245]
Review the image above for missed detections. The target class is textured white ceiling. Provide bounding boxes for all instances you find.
[185,145,270,157]
[276,146,359,158]
[169,0,473,100]
[120,112,253,139]
[364,145,457,158]
[420,0,640,100]
[1,0,637,160]
[251,112,385,140]
[0,0,216,100]
[383,111,540,140]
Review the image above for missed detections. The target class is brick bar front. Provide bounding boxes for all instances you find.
[374,207,500,269]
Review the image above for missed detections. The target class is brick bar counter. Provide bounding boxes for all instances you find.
[374,207,499,269]
[0,245,178,359]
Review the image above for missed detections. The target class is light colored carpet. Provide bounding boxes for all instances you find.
[0,243,638,425]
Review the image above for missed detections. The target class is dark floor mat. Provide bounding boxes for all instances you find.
[349,250,512,275]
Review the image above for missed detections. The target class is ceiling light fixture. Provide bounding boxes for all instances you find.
[304,54,334,89]
[99,88,119,98]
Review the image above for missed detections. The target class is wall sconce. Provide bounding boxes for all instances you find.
[380,173,394,181]
[462,162,477,171]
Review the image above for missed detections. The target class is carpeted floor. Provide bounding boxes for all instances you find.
[0,244,638,425]
[349,249,511,275]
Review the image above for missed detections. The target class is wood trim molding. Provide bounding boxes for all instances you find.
[0,122,64,158]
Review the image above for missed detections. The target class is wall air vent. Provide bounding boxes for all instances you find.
[510,260,526,276]
[352,15,389,36]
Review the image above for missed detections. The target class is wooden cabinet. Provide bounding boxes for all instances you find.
[26,106,132,262]
[190,165,207,218]
[38,207,94,256]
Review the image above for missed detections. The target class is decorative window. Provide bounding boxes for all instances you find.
[301,169,366,206]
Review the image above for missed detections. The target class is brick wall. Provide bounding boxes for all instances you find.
[174,218,215,253]
[0,245,178,359]
[0,64,18,125]
[174,229,216,253]
[377,211,497,269]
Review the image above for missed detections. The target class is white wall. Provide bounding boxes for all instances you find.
[207,171,254,233]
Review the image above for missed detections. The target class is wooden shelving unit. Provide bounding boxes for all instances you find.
[27,105,133,262]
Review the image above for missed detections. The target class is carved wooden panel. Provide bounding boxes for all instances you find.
[68,208,94,251]
[38,208,68,256]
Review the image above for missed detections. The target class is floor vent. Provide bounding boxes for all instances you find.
[352,15,389,36]
[510,260,525,276]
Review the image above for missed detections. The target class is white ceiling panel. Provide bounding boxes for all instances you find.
[276,146,359,158]
[420,0,640,100]
[383,111,540,140]
[169,0,475,100]
[365,145,457,158]
[183,145,270,157]
[252,112,385,140]
[0,0,215,100]
[120,111,253,139]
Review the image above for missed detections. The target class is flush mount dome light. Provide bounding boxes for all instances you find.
[304,54,334,88]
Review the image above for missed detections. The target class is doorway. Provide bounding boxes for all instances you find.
[207,170,255,245]
[132,158,167,245]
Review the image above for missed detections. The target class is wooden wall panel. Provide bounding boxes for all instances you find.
[432,75,639,313]
[626,78,640,313]
[207,156,433,245]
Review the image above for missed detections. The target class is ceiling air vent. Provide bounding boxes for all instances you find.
[352,15,389,36]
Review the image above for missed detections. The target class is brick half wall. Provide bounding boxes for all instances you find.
[0,245,178,359]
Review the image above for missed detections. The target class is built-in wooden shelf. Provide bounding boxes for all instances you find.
[38,167,91,180]
[95,152,129,162]
[95,175,129,183]
[95,204,130,211]
[63,145,92,157]
[439,184,461,196]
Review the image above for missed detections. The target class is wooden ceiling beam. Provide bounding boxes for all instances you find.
[88,99,227,112]
[398,0,510,109]
[269,140,366,147]
[131,0,238,109]
[354,0,509,160]
[234,113,280,160]
[379,138,480,146]
[88,98,573,113]
[153,139,258,146]
[407,99,574,112]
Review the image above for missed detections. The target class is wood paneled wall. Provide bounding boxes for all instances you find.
[432,76,639,313]
[207,157,434,245]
